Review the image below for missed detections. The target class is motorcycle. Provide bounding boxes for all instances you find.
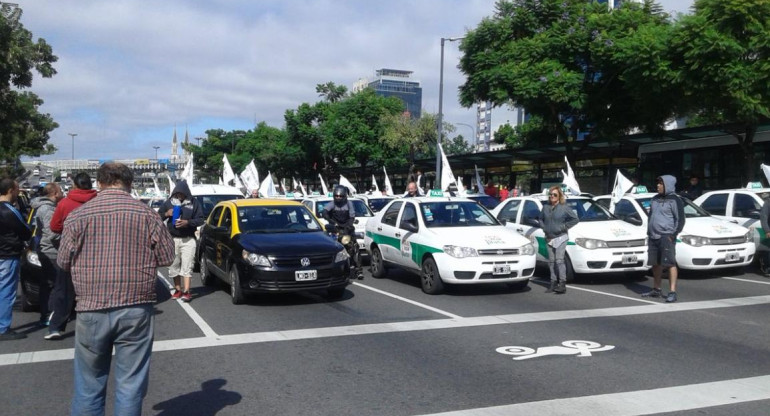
[325,223,364,280]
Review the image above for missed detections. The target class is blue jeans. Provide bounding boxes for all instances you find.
[0,258,20,333]
[71,304,154,416]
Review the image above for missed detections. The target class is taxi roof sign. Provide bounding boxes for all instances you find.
[631,185,648,194]
[428,189,444,197]
[746,181,763,189]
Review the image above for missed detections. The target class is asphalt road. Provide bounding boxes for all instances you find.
[2,265,769,416]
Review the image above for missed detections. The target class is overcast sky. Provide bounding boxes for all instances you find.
[16,0,693,162]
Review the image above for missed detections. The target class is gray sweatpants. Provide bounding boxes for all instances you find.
[546,242,567,283]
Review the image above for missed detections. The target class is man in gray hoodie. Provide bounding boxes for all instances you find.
[643,175,685,302]
[31,183,64,324]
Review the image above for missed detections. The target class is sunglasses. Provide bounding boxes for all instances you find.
[549,193,559,197]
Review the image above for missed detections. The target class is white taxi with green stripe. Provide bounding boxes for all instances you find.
[363,191,536,295]
[490,194,649,282]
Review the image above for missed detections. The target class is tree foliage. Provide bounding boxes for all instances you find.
[0,6,59,174]
[458,0,675,164]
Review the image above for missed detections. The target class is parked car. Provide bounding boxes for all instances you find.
[197,199,351,303]
[18,205,41,311]
[594,192,755,271]
[490,193,649,281]
[364,193,536,294]
[357,195,396,213]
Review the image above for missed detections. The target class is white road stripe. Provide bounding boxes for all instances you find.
[156,272,219,338]
[414,375,770,416]
[351,282,463,319]
[531,279,659,305]
[723,276,770,285]
[2,295,767,367]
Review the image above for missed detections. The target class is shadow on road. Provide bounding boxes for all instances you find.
[151,378,241,416]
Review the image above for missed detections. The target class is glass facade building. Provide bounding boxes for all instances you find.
[366,69,422,119]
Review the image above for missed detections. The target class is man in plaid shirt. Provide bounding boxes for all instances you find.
[58,162,174,416]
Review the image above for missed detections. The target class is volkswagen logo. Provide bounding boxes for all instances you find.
[300,257,311,267]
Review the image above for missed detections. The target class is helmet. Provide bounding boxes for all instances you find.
[333,185,348,206]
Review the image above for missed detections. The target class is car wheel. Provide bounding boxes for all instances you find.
[326,286,346,299]
[370,246,387,278]
[18,287,38,312]
[421,257,445,295]
[506,280,529,291]
[565,256,577,283]
[230,266,245,305]
[758,254,770,276]
[199,256,214,287]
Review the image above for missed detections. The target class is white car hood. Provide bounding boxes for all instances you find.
[428,226,531,248]
[683,217,749,238]
[569,220,645,241]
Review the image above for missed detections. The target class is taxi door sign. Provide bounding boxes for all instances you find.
[401,238,412,257]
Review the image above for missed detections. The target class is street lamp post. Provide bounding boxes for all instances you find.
[68,133,77,161]
[437,36,465,184]
[153,146,160,160]
[455,122,476,151]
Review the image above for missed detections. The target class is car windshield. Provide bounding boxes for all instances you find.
[565,198,614,221]
[195,194,244,217]
[367,198,392,212]
[315,199,373,218]
[237,205,322,233]
[420,201,499,228]
[638,197,709,218]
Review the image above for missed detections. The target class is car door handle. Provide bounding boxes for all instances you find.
[395,232,401,237]
[516,228,523,233]
[377,226,382,231]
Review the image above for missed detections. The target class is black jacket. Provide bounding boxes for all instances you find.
[0,201,32,258]
[158,181,205,238]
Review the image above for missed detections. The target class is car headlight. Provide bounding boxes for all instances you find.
[745,230,755,244]
[520,243,535,256]
[443,245,478,258]
[334,249,350,263]
[242,250,272,267]
[679,235,712,247]
[575,238,608,249]
[26,250,41,267]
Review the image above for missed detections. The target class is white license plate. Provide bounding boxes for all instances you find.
[493,264,511,275]
[295,270,318,281]
[622,255,637,265]
[724,252,740,263]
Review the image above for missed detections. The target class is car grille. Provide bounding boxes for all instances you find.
[606,239,646,248]
[270,254,334,267]
[711,236,747,245]
[478,248,519,256]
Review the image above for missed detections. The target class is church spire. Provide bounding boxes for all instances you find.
[171,126,178,162]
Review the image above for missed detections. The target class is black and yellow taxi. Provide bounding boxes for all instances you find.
[197,199,351,303]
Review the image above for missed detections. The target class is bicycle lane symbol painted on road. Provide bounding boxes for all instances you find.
[496,340,614,360]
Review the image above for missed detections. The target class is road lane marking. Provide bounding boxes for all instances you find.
[723,276,770,285]
[156,272,219,338]
[2,295,768,366]
[559,285,659,304]
[351,282,463,319]
[414,374,770,416]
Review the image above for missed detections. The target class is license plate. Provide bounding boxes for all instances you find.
[295,270,317,281]
[493,264,511,275]
[622,255,637,265]
[724,252,740,263]
[359,242,366,249]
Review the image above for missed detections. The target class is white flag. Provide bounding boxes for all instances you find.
[474,165,484,194]
[761,164,770,187]
[319,174,329,195]
[339,174,357,195]
[438,143,456,191]
[610,169,635,212]
[180,155,194,183]
[562,156,581,195]
[152,177,162,197]
[456,175,466,195]
[218,177,223,186]
[383,167,394,196]
[239,160,260,193]
[259,171,277,197]
[416,173,425,195]
[233,172,243,189]
[166,174,175,195]
[371,174,382,196]
[222,154,235,186]
[292,177,300,194]
[299,182,308,197]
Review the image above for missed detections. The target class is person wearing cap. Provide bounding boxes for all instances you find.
[642,175,685,303]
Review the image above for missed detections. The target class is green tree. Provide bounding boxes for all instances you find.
[458,0,675,166]
[380,112,442,175]
[0,5,58,174]
[316,81,348,103]
[284,102,328,180]
[672,0,770,182]
[321,88,404,186]
[443,134,473,155]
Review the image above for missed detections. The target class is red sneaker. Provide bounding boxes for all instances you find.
[181,292,192,302]
[171,290,183,299]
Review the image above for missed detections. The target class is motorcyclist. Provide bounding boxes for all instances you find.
[323,185,363,279]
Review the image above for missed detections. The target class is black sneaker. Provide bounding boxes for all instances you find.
[0,330,27,341]
[642,288,662,298]
[665,292,678,303]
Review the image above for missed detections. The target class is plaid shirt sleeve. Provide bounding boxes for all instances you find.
[151,213,175,266]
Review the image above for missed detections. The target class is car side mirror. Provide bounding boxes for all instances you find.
[498,218,508,225]
[624,214,643,226]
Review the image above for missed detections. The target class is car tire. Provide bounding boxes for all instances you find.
[565,256,577,283]
[370,246,387,278]
[199,256,214,287]
[506,280,529,291]
[326,286,346,299]
[18,288,38,312]
[421,257,445,295]
[230,266,245,305]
